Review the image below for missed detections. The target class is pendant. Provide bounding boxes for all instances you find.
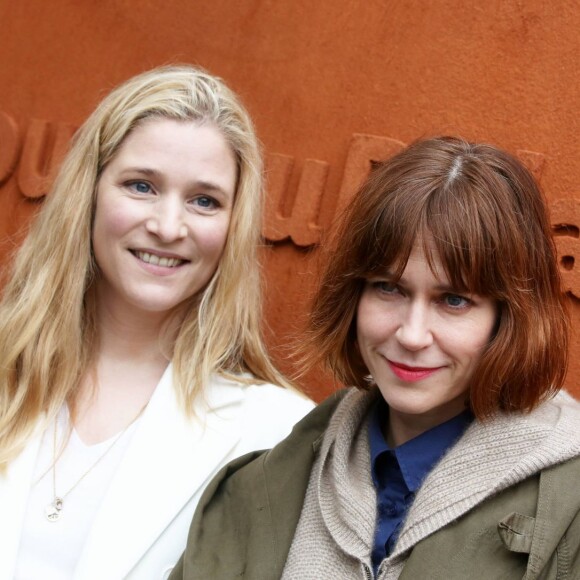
[45,497,63,522]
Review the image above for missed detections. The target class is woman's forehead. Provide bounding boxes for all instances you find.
[370,236,478,293]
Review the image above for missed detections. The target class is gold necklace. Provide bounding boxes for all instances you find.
[45,404,147,523]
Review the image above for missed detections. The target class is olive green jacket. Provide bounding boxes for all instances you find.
[170,391,580,579]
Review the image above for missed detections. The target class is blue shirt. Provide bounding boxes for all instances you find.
[369,402,472,573]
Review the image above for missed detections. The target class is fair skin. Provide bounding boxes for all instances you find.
[357,242,497,448]
[75,118,237,444]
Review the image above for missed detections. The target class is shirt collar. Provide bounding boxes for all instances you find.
[369,400,473,491]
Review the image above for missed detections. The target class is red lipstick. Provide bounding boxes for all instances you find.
[387,360,443,383]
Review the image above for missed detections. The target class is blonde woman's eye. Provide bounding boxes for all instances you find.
[194,196,219,209]
[129,181,152,194]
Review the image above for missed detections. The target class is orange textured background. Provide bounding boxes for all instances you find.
[0,1,578,401]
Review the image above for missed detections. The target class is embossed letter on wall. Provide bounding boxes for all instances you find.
[552,198,580,298]
[17,119,77,199]
[0,111,20,185]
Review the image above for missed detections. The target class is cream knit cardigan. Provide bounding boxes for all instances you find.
[282,389,580,580]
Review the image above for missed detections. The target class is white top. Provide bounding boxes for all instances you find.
[2,365,315,580]
[15,408,142,580]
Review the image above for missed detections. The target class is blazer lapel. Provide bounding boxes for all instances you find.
[74,365,247,579]
[0,429,43,579]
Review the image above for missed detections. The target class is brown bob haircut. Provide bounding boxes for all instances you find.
[308,136,569,418]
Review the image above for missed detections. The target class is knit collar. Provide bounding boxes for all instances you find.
[369,402,473,492]
[314,388,580,573]
[392,390,580,560]
[315,388,377,563]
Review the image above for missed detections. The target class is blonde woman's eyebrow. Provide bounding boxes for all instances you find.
[118,167,231,197]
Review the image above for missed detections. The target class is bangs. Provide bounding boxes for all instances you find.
[355,171,513,299]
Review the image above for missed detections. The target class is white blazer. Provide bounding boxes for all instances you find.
[0,365,314,580]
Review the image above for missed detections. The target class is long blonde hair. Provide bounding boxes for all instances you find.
[0,65,290,468]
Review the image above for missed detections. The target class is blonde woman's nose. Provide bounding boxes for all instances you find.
[146,198,188,241]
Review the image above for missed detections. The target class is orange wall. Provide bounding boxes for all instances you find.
[0,1,579,400]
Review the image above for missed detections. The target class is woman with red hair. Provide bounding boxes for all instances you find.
[172,137,580,579]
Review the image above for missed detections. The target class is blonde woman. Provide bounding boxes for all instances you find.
[0,66,314,580]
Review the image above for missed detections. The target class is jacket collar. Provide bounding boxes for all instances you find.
[74,364,248,579]
[0,364,250,580]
